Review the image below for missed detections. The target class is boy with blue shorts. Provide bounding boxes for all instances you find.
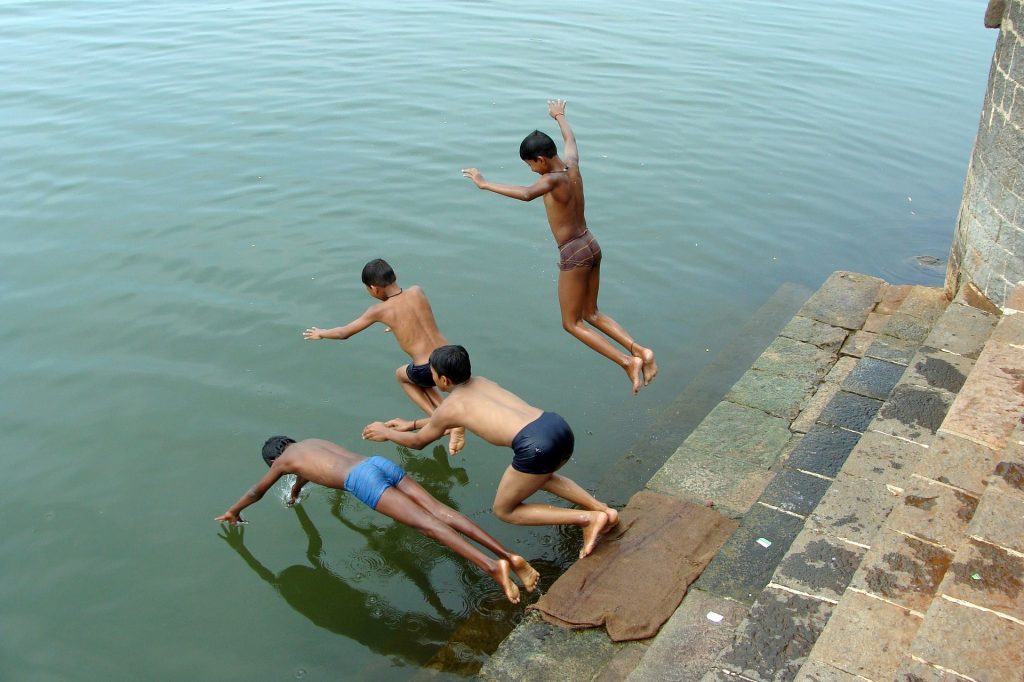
[303,259,465,454]
[215,436,537,603]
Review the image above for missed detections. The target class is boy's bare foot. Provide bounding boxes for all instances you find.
[509,554,540,592]
[633,346,658,386]
[494,559,521,604]
[623,356,643,394]
[599,507,619,534]
[447,427,466,455]
[579,510,609,558]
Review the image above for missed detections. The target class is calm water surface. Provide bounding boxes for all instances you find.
[0,1,992,679]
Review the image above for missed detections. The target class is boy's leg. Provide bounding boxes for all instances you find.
[541,473,619,529]
[374,486,521,603]
[396,477,538,591]
[492,466,609,558]
[558,267,644,393]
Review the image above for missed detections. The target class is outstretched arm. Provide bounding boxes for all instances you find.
[462,168,559,201]
[548,99,578,165]
[215,466,285,524]
[362,413,450,451]
[303,307,379,341]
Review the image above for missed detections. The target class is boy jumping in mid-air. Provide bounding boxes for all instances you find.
[303,258,465,454]
[362,345,618,559]
[462,100,657,394]
[215,436,538,604]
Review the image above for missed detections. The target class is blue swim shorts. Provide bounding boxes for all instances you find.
[405,362,435,389]
[344,456,406,510]
[510,412,575,475]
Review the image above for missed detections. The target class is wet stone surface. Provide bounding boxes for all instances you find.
[793,658,864,681]
[886,478,979,549]
[943,538,1024,620]
[694,504,805,604]
[838,430,922,487]
[852,530,953,613]
[779,315,849,352]
[816,391,883,433]
[841,356,906,401]
[720,588,834,682]
[809,473,898,547]
[872,384,951,442]
[903,347,972,395]
[864,334,920,366]
[774,529,866,602]
[785,424,861,478]
[758,470,832,517]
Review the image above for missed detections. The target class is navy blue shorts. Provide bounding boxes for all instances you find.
[405,362,435,389]
[510,412,574,475]
[344,456,406,510]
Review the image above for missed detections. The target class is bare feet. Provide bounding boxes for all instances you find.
[494,559,521,604]
[447,427,466,456]
[509,554,540,593]
[579,510,609,558]
[633,346,658,386]
[599,507,620,535]
[623,356,644,394]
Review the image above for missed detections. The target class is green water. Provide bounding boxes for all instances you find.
[0,1,993,679]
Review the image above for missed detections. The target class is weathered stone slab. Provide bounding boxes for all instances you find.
[698,669,734,682]
[901,347,974,395]
[758,469,831,517]
[894,658,973,682]
[785,424,861,478]
[816,391,883,433]
[624,589,749,682]
[882,313,932,344]
[849,528,953,613]
[941,538,1024,621]
[794,659,864,681]
[751,337,837,384]
[968,487,1024,554]
[773,528,866,603]
[922,302,997,359]
[864,334,919,366]
[719,588,834,682]
[839,430,922,487]
[839,330,875,358]
[916,431,997,496]
[897,286,949,323]
[809,473,898,547]
[840,356,906,401]
[726,369,816,421]
[669,401,794,469]
[646,451,775,516]
[797,271,885,330]
[877,283,914,315]
[885,478,979,550]
[694,505,805,604]
[871,384,951,443]
[808,590,922,681]
[778,315,848,352]
[910,596,1024,682]
[862,311,890,333]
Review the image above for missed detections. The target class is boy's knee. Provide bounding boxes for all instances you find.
[491,505,515,523]
[583,309,601,324]
[394,365,408,383]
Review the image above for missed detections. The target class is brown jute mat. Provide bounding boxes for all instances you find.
[528,490,738,641]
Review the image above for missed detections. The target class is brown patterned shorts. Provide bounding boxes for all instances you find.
[557,229,602,271]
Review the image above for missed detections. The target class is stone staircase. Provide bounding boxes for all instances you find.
[479,272,1024,682]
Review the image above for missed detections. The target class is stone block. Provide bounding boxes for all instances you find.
[953,280,1002,315]
[797,271,885,330]
[646,451,776,516]
[773,528,866,603]
[910,596,1024,682]
[758,469,832,517]
[817,391,883,433]
[871,384,951,443]
[886,477,979,549]
[784,425,861,478]
[941,538,1024,621]
[694,505,805,604]
[897,286,949,323]
[809,473,898,547]
[624,589,749,682]
[790,382,842,435]
[778,315,848,353]
[876,284,913,315]
[698,669,734,682]
[849,529,953,613]
[915,431,997,496]
[894,658,972,681]
[823,355,857,384]
[719,588,834,682]
[808,590,922,682]
[839,430,922,487]
[864,334,919,365]
[752,337,837,384]
[840,356,906,401]
[862,311,890,333]
[726,369,816,421]
[665,401,793,469]
[839,330,874,358]
[881,314,932,343]
[968,487,1024,554]
[901,347,974,395]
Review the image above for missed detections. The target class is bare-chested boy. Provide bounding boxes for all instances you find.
[462,100,656,394]
[362,345,618,558]
[303,258,465,454]
[215,436,538,604]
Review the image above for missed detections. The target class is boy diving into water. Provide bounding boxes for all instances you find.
[462,100,657,394]
[303,258,465,454]
[215,436,538,604]
[362,345,618,558]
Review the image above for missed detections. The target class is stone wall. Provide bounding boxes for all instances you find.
[946,0,1024,310]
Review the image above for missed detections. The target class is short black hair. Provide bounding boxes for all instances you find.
[361,259,396,287]
[520,130,557,161]
[429,345,472,385]
[262,436,295,466]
